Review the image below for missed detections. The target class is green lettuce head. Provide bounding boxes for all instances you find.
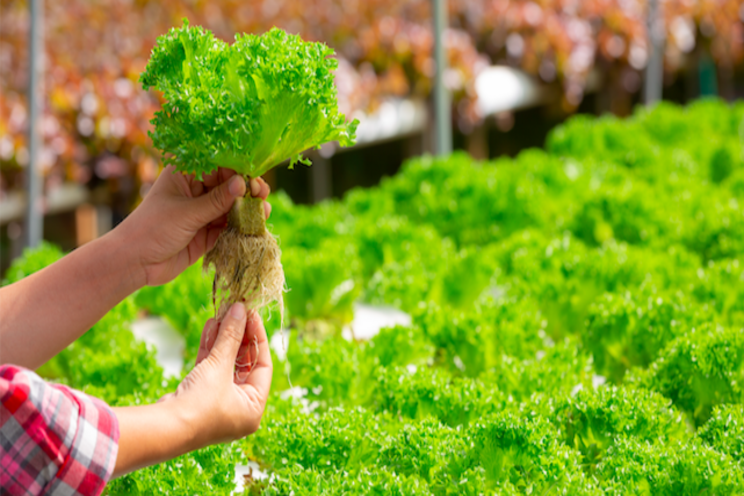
[140,19,358,179]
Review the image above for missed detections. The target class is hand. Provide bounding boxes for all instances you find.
[118,166,272,286]
[112,304,271,477]
[164,304,273,444]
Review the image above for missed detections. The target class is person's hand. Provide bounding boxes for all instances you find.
[162,304,273,445]
[118,166,272,287]
[112,304,271,476]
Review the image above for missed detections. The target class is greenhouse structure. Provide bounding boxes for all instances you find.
[2,1,744,495]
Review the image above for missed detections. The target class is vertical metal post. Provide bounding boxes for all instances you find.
[25,0,44,248]
[644,0,664,106]
[432,0,452,155]
[310,156,332,203]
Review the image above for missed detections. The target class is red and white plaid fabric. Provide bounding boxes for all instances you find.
[0,365,119,496]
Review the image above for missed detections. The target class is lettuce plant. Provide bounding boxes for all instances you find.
[141,20,357,320]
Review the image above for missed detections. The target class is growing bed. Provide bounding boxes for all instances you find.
[6,99,744,494]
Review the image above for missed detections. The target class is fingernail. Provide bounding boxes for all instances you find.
[230,303,246,319]
[250,178,261,197]
[247,310,261,324]
[229,176,244,197]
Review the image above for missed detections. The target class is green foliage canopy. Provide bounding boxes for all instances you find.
[141,20,358,179]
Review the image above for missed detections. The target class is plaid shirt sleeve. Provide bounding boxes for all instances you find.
[0,365,119,496]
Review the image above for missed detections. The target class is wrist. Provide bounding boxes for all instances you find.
[113,399,203,477]
[102,221,148,291]
[166,394,209,452]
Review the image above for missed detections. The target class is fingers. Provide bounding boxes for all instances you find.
[202,169,220,189]
[249,177,271,200]
[189,223,226,264]
[202,168,237,190]
[190,179,204,197]
[249,179,260,197]
[205,226,224,253]
[186,222,226,265]
[188,170,268,229]
[234,333,257,384]
[196,318,218,365]
[248,178,271,219]
[209,213,228,228]
[186,227,209,267]
[188,176,245,228]
[209,303,248,367]
[220,168,237,184]
[149,165,185,197]
[237,311,272,400]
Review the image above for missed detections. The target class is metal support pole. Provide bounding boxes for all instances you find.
[310,156,332,203]
[25,0,44,248]
[644,0,664,106]
[432,0,452,155]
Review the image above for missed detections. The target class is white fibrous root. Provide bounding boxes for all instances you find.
[204,194,285,324]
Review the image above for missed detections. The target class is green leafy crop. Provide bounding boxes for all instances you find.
[141,20,358,178]
[371,366,505,427]
[552,386,690,468]
[633,325,744,426]
[10,99,744,494]
[585,288,712,382]
[595,437,744,495]
[465,412,593,493]
[698,404,744,462]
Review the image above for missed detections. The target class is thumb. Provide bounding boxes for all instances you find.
[190,175,246,227]
[210,303,248,367]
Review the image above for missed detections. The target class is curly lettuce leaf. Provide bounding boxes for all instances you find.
[141,19,358,179]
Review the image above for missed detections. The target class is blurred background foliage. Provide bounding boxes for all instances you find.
[1,0,744,265]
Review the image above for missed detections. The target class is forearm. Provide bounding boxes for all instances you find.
[0,228,145,368]
[112,399,201,478]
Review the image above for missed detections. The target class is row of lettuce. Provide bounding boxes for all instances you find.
[4,99,744,494]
